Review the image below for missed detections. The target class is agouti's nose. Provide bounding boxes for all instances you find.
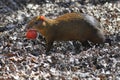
[26,24,32,30]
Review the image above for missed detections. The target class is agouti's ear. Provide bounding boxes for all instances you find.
[37,16,45,21]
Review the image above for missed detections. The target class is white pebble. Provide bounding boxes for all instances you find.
[27,4,34,9]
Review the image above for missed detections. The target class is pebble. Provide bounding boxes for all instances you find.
[27,4,34,9]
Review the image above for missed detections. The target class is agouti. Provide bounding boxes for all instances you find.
[26,12,105,52]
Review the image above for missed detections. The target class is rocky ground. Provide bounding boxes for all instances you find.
[0,0,120,80]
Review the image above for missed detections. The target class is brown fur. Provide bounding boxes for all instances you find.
[26,12,105,52]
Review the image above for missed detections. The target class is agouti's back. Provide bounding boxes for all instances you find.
[26,12,105,52]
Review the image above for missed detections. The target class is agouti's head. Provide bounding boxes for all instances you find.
[26,16,47,36]
[27,16,46,30]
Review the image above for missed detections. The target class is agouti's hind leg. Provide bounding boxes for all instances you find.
[73,41,92,54]
[73,41,82,54]
[82,40,92,51]
[82,41,91,48]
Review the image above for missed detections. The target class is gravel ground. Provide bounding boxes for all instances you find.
[0,0,120,80]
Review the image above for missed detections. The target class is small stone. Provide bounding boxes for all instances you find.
[27,4,34,9]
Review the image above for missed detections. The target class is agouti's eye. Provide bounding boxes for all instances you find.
[34,21,39,25]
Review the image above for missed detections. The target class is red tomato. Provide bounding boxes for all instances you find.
[26,29,37,39]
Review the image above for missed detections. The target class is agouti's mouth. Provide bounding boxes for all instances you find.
[26,27,36,31]
[26,24,34,31]
[27,29,37,31]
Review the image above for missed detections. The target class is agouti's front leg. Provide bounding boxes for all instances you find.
[45,41,53,54]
